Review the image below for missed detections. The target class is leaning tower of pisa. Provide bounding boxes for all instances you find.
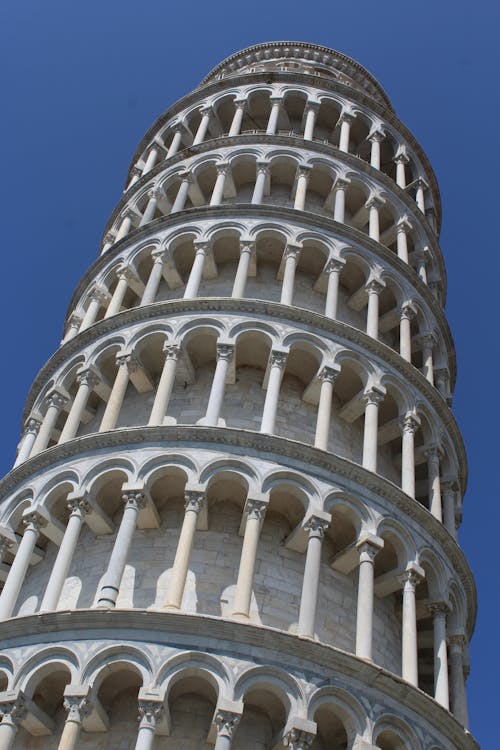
[0,42,477,750]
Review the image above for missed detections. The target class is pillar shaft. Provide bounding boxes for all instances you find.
[401,568,422,686]
[251,163,268,204]
[167,128,183,157]
[355,538,383,659]
[14,419,41,466]
[294,168,310,211]
[148,343,180,425]
[204,344,233,426]
[232,243,253,298]
[229,102,245,136]
[184,245,207,298]
[324,261,343,319]
[314,367,339,450]
[232,501,267,618]
[260,352,287,434]
[401,414,419,498]
[59,370,99,444]
[449,636,469,727]
[165,492,205,609]
[298,518,328,637]
[365,280,383,339]
[266,99,281,134]
[99,356,132,432]
[400,303,415,363]
[362,389,384,472]
[31,393,68,456]
[0,516,41,619]
[171,175,191,213]
[281,246,300,305]
[193,109,211,145]
[141,255,164,305]
[105,274,129,318]
[429,604,450,709]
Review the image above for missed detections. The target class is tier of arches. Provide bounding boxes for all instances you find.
[0,453,470,719]
[20,317,461,530]
[0,645,468,750]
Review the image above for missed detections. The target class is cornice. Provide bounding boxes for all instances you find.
[0,425,475,636]
[124,70,441,230]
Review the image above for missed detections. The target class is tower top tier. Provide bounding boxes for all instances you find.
[201,41,394,111]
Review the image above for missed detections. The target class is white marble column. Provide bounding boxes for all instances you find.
[293,166,311,210]
[232,499,267,618]
[448,634,469,727]
[338,112,354,152]
[420,333,435,385]
[62,312,83,343]
[0,694,26,750]
[126,169,142,192]
[40,496,89,612]
[0,512,44,619]
[57,695,90,750]
[400,413,420,498]
[79,286,109,332]
[148,342,181,426]
[394,149,409,188]
[366,197,383,242]
[58,369,100,444]
[99,353,137,432]
[96,488,145,608]
[14,418,41,466]
[210,162,229,206]
[368,129,385,169]
[193,107,212,145]
[251,161,269,204]
[141,252,165,306]
[142,144,161,176]
[303,102,319,140]
[400,564,424,686]
[314,366,340,450]
[426,446,443,521]
[415,178,427,212]
[415,248,428,284]
[229,99,246,137]
[31,391,69,456]
[396,219,411,263]
[115,209,137,242]
[428,602,450,709]
[164,490,205,609]
[400,302,416,363]
[365,279,384,339]
[324,259,344,319]
[333,178,349,222]
[167,125,183,158]
[260,350,287,434]
[298,516,330,637]
[232,241,254,298]
[362,387,385,472]
[355,534,384,659]
[280,244,301,305]
[171,171,192,213]
[204,343,234,426]
[139,188,161,226]
[105,267,132,318]
[213,709,242,750]
[134,701,163,750]
[266,96,282,134]
[184,241,208,299]
[441,480,457,538]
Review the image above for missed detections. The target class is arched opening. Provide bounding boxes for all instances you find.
[315,99,342,145]
[247,230,286,303]
[281,91,307,135]
[267,156,297,208]
[228,330,272,429]
[293,240,329,313]
[96,663,143,745]
[235,684,287,749]
[167,671,218,746]
[312,702,349,749]
[274,342,322,444]
[168,327,219,425]
[330,358,367,464]
[203,230,241,297]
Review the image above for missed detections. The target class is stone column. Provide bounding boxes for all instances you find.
[105,266,133,318]
[396,219,411,263]
[167,125,183,157]
[40,496,89,612]
[204,343,234,426]
[0,512,44,619]
[229,99,246,137]
[394,149,409,188]
[115,209,136,242]
[31,391,69,456]
[232,499,267,618]
[99,353,137,432]
[338,112,354,152]
[251,161,269,204]
[449,634,469,727]
[79,287,109,332]
[368,129,384,169]
[0,694,26,750]
[324,259,344,319]
[283,727,316,750]
[297,516,330,637]
[193,106,212,145]
[148,342,181,425]
[96,488,145,608]
[134,700,163,750]
[303,102,319,140]
[415,178,427,212]
[415,248,428,284]
[314,366,340,450]
[293,166,311,210]
[62,312,83,343]
[400,302,416,363]
[333,178,349,222]
[428,602,450,709]
[142,144,161,176]
[362,387,385,472]
[57,695,90,750]
[139,188,161,226]
[400,565,424,686]
[366,197,383,242]
[171,171,192,213]
[59,368,100,444]
[14,418,41,466]
[400,413,420,498]
[141,252,165,306]
[232,241,254,298]
[164,490,205,609]
[280,243,301,305]
[441,480,457,538]
[260,351,287,434]
[365,279,384,339]
[420,333,435,385]
[425,446,443,521]
[266,96,282,134]
[213,709,242,750]
[210,162,229,206]
[184,241,209,299]
[355,534,384,659]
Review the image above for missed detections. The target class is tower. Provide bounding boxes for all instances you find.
[0,39,477,750]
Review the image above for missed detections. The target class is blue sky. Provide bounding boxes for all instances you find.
[0,1,498,745]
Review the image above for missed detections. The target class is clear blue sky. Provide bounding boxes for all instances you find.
[0,1,497,745]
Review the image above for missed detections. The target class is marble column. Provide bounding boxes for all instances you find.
[260,351,287,434]
[229,99,246,136]
[184,241,209,299]
[134,701,163,750]
[96,488,145,608]
[394,150,409,188]
[448,634,469,727]
[232,241,254,298]
[40,496,89,612]
[167,125,183,158]
[210,162,229,206]
[171,171,192,213]
[441,480,458,538]
[283,727,316,750]
[139,188,161,226]
[0,694,26,750]
[148,342,181,425]
[415,248,428,284]
[31,391,69,456]
[193,107,212,145]
[368,129,385,169]
[400,565,424,686]
[400,302,416,363]
[79,287,109,332]
[213,709,242,750]
[400,413,420,498]
[396,219,411,263]
[62,312,83,343]
[365,279,384,339]
[105,266,133,318]
[57,696,90,750]
[204,343,234,426]
[142,144,161,176]
[164,490,205,609]
[59,368,100,444]
[333,179,349,222]
[115,209,136,242]
[367,197,383,242]
[293,166,311,211]
[0,512,44,619]
[314,366,340,450]
[298,516,330,637]
[425,446,443,521]
[280,244,301,305]
[251,161,269,204]
[338,112,354,152]
[303,102,319,140]
[125,169,142,192]
[362,387,385,472]
[355,534,384,659]
[14,418,41,466]
[420,333,435,385]
[99,353,137,432]
[324,259,344,319]
[428,602,450,709]
[266,97,282,134]
[415,178,427,212]
[141,252,165,306]
[232,499,267,618]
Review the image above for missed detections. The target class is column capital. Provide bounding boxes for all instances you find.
[76,366,101,389]
[137,699,164,729]
[448,632,467,652]
[356,531,384,560]
[121,486,147,512]
[368,127,386,143]
[283,727,316,750]
[193,239,210,254]
[22,509,47,532]
[401,300,417,320]
[296,163,312,177]
[400,562,425,589]
[147,186,164,201]
[90,284,111,305]
[233,97,247,110]
[171,120,184,134]
[284,242,302,261]
[122,207,139,221]
[115,263,138,282]
[396,217,413,234]
[428,601,450,618]
[115,350,141,373]
[269,94,284,104]
[214,709,242,739]
[393,146,409,164]
[0,691,27,726]
[178,169,194,184]
[424,443,444,462]
[216,342,235,361]
[23,416,42,437]
[269,349,288,369]
[324,257,345,275]
[45,388,70,411]
[418,330,437,349]
[199,105,213,117]
[414,176,428,190]
[239,239,255,254]
[400,412,420,435]
[304,514,330,539]
[215,160,231,176]
[362,385,386,407]
[184,489,206,514]
[256,159,270,174]
[338,110,356,125]
[245,498,268,522]
[163,340,182,360]
[318,364,341,384]
[364,278,385,295]
[304,99,320,112]
[334,177,350,191]
[0,536,14,557]
[151,249,167,265]
[66,493,90,517]
[441,477,459,495]
[63,694,92,723]
[67,311,83,329]
[103,231,116,245]
[365,194,385,210]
